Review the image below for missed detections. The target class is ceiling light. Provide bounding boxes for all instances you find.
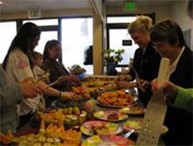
[0,1,3,5]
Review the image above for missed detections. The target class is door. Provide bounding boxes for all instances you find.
[107,23,138,72]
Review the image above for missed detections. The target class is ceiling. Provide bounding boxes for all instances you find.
[0,0,175,13]
[0,0,92,13]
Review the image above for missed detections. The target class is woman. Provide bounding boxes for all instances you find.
[116,15,161,107]
[151,79,193,113]
[150,20,193,145]
[2,23,80,128]
[41,40,81,106]
[42,40,82,89]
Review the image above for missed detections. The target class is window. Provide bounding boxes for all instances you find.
[107,16,137,23]
[61,18,93,74]
[109,28,138,64]
[0,21,17,63]
[23,19,58,26]
[107,16,138,66]
[35,31,58,54]
[23,19,58,54]
[0,17,94,76]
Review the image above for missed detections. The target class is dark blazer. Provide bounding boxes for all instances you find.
[170,47,193,87]
[131,42,161,106]
[131,42,161,82]
[163,46,193,146]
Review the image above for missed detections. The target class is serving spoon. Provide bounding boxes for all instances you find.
[124,129,135,138]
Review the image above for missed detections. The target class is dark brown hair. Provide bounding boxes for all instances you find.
[43,39,61,60]
[150,20,186,48]
[30,51,42,60]
[3,22,41,69]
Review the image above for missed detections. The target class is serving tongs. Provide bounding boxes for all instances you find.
[124,129,135,138]
[45,76,64,89]
[129,64,146,92]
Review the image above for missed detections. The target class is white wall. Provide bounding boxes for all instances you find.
[106,1,193,50]
[171,0,193,50]
[135,5,172,23]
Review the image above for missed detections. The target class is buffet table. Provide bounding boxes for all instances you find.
[2,76,167,145]
[12,99,166,146]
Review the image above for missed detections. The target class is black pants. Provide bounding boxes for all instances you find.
[138,87,152,107]
[163,106,193,146]
[17,111,35,130]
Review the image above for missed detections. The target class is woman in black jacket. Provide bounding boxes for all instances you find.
[150,19,193,146]
[116,16,161,107]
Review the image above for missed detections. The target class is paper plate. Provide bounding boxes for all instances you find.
[123,119,168,134]
[82,135,134,146]
[96,100,136,109]
[94,110,128,122]
[119,105,146,115]
[80,120,123,136]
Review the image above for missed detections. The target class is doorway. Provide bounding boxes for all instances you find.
[106,16,138,72]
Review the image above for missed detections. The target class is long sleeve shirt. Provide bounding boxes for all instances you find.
[174,87,193,113]
[0,65,22,133]
[131,42,161,106]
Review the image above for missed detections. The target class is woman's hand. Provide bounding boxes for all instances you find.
[60,91,81,101]
[61,75,81,86]
[116,75,133,81]
[137,79,150,92]
[115,80,137,89]
[19,81,43,98]
[67,75,81,86]
[151,79,178,104]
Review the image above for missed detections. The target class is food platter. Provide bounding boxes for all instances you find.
[82,135,134,146]
[93,110,128,122]
[123,119,168,134]
[96,99,136,109]
[123,119,142,133]
[38,107,87,129]
[96,90,137,108]
[80,120,123,136]
[51,99,87,109]
[119,105,146,115]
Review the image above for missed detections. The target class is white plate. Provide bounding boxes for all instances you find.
[80,120,123,136]
[94,110,128,122]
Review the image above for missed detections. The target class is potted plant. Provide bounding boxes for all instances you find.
[104,49,125,75]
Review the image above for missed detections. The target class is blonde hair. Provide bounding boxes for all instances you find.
[128,15,153,34]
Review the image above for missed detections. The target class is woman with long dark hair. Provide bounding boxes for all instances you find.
[42,40,81,106]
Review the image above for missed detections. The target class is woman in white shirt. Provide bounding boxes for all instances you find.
[2,22,81,128]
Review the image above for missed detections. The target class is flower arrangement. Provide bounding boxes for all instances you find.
[104,49,125,64]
